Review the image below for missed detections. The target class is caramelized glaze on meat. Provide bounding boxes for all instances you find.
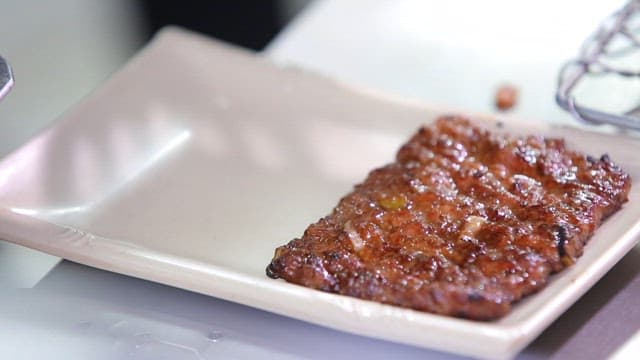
[266,116,631,320]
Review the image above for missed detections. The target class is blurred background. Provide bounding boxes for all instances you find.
[0,0,631,161]
[0,0,310,158]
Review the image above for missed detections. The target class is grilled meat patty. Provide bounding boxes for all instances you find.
[266,116,631,320]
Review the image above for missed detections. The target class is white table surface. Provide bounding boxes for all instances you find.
[1,1,639,359]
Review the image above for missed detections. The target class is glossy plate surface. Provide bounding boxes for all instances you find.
[0,28,638,359]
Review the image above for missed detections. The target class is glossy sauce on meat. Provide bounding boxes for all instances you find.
[266,116,631,320]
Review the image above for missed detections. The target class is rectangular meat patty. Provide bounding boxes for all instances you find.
[266,116,631,320]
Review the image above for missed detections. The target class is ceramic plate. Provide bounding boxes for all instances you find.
[0,28,638,359]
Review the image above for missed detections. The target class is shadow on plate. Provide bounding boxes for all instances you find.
[523,247,640,359]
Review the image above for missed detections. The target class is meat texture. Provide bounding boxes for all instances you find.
[266,116,631,320]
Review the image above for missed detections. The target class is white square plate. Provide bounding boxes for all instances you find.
[0,28,638,359]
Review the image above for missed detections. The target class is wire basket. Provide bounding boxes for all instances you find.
[0,55,13,101]
[557,0,640,130]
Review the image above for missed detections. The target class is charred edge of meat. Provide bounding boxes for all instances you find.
[266,246,287,279]
[552,224,568,258]
[586,155,596,163]
[266,262,280,279]
[600,153,610,163]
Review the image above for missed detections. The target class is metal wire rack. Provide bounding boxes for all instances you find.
[0,55,13,102]
[557,0,640,130]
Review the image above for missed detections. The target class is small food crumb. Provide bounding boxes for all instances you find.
[344,221,364,251]
[378,195,407,210]
[460,215,487,239]
[495,84,519,111]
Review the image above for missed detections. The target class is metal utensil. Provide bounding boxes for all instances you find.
[0,55,14,101]
[556,0,640,130]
